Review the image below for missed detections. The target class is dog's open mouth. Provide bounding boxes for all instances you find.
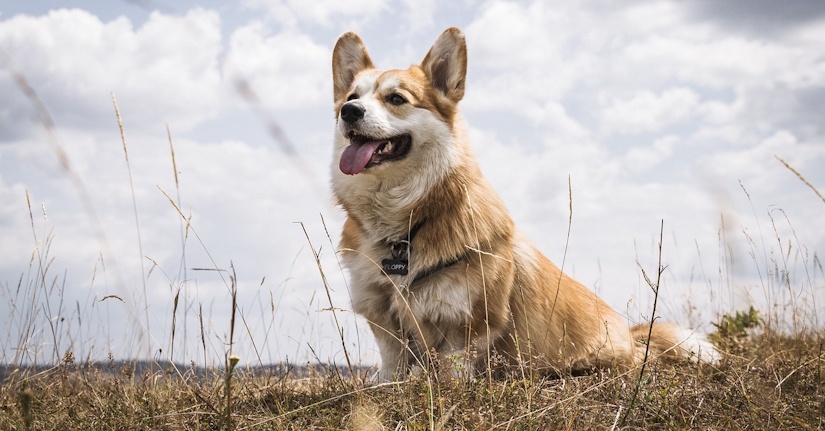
[339,132,412,175]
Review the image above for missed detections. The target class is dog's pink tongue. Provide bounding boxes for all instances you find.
[339,140,384,175]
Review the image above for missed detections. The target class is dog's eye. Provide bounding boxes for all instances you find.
[388,94,406,106]
[347,93,359,101]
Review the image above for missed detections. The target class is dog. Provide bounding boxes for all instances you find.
[330,27,718,382]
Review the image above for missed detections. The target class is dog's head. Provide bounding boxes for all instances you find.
[331,28,468,183]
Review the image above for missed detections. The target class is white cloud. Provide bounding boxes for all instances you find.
[700,129,825,194]
[464,1,601,108]
[224,23,331,109]
[601,87,700,134]
[0,8,225,133]
[622,34,813,89]
[624,135,677,170]
[466,1,552,66]
[0,178,31,271]
[242,0,387,28]
[399,0,436,31]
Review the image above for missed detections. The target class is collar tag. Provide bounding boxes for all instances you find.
[382,258,409,276]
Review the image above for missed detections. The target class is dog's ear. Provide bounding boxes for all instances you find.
[421,27,467,103]
[332,32,374,102]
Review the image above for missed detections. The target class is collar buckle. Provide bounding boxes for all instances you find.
[390,239,410,260]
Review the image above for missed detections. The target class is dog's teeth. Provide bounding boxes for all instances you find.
[376,142,393,155]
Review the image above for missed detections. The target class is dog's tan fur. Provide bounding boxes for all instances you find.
[331,28,717,381]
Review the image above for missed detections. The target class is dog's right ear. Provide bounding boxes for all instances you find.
[332,32,374,102]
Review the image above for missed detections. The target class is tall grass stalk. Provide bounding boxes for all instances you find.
[320,214,365,367]
[775,155,825,206]
[462,183,493,394]
[299,222,355,381]
[112,93,152,359]
[166,124,191,362]
[224,264,239,431]
[620,219,664,427]
[774,156,822,331]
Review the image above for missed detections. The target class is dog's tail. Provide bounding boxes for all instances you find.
[629,322,720,365]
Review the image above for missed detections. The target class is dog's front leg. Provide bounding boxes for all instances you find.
[413,322,480,380]
[437,322,506,380]
[367,317,412,383]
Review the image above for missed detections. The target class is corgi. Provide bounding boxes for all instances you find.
[330,27,718,382]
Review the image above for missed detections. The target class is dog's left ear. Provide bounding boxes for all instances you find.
[421,27,467,103]
[332,32,375,102]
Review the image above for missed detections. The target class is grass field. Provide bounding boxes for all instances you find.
[1,318,823,430]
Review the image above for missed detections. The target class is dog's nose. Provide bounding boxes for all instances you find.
[340,101,365,124]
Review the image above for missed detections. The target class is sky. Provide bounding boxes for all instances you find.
[1,0,823,368]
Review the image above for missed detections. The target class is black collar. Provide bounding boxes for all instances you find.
[411,254,462,283]
[380,220,462,283]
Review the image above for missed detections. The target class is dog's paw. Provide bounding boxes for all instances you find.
[409,364,424,377]
[367,366,404,384]
[366,370,381,385]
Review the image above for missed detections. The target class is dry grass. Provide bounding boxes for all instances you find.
[1,325,822,430]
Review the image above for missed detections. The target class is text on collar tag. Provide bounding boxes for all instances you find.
[382,258,409,276]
